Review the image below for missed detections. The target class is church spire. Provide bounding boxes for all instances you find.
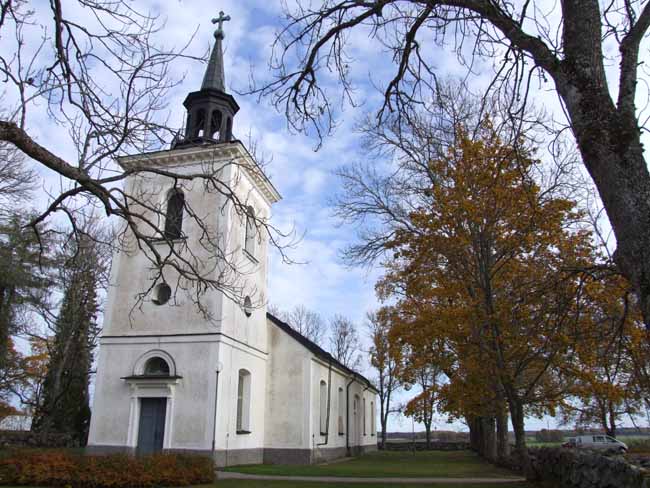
[201,11,230,92]
[176,11,239,147]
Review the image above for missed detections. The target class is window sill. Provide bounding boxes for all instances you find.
[236,430,252,435]
[243,249,258,263]
[151,236,187,245]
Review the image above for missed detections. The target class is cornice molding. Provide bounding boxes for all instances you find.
[118,141,281,205]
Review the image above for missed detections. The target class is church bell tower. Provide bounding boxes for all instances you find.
[176,11,239,145]
[88,12,280,462]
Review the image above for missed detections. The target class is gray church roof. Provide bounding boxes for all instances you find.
[267,312,378,392]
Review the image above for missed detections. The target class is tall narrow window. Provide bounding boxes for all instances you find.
[209,109,222,139]
[226,117,233,141]
[244,206,255,256]
[194,109,206,138]
[164,189,184,239]
[319,380,327,435]
[371,401,376,435]
[338,387,345,435]
[236,369,251,433]
[363,397,367,435]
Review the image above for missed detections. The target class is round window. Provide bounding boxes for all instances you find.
[152,283,172,305]
[244,296,252,317]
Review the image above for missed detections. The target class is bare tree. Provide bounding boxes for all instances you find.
[367,309,402,448]
[254,0,650,326]
[0,141,36,216]
[0,1,290,315]
[329,314,361,370]
[277,304,326,345]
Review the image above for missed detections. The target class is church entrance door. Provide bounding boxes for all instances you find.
[137,398,167,454]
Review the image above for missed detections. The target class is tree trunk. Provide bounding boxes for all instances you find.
[380,402,388,449]
[424,422,432,449]
[496,397,510,462]
[607,402,617,438]
[480,416,497,462]
[553,60,650,327]
[468,416,480,452]
[508,399,533,479]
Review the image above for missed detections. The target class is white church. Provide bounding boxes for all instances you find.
[87,13,378,466]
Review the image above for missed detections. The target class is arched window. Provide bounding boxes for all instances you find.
[338,387,345,435]
[319,380,328,435]
[144,357,170,376]
[236,369,251,433]
[363,397,367,435]
[164,189,184,239]
[194,109,206,138]
[209,109,222,140]
[244,206,255,256]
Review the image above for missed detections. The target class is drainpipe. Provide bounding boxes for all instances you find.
[317,361,333,446]
[345,376,355,457]
[361,383,370,448]
[211,362,223,454]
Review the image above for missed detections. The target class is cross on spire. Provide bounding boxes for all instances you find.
[212,11,231,40]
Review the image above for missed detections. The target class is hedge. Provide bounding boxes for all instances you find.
[0,450,215,487]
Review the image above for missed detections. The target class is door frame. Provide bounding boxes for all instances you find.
[125,379,178,449]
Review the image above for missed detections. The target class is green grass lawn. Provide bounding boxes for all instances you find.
[223,450,521,479]
[210,482,535,488]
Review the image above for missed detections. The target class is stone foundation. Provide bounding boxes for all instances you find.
[215,448,263,467]
[263,448,314,465]
[81,443,376,467]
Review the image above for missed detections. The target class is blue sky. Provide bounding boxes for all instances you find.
[11,0,631,433]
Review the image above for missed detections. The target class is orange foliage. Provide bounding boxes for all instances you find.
[378,120,601,447]
[0,450,215,487]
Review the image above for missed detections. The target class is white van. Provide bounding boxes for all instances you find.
[571,435,628,453]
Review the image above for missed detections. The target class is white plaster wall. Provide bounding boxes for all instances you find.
[263,320,310,449]
[212,340,267,452]
[88,337,220,450]
[218,162,270,353]
[104,162,226,336]
[263,318,379,452]
[310,360,378,449]
[103,143,275,340]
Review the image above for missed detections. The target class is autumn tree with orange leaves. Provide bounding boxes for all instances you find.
[378,120,598,473]
[559,272,648,438]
